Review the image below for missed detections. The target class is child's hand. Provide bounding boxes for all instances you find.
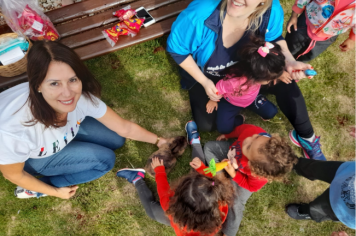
[278,71,293,84]
[216,134,227,141]
[286,12,298,33]
[206,100,218,114]
[222,159,236,178]
[190,157,202,169]
[340,38,355,52]
[331,232,348,236]
[227,148,239,169]
[151,157,164,170]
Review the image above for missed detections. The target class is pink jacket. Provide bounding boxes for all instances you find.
[216,77,261,108]
[292,0,355,41]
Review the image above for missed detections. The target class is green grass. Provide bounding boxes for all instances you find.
[0,1,355,235]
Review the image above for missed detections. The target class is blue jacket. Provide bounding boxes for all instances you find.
[167,0,285,89]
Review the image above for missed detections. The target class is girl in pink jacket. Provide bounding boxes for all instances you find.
[206,37,287,134]
[286,0,355,61]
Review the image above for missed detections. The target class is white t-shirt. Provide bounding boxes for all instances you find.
[0,82,107,165]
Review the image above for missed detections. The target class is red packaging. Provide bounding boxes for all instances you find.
[102,22,129,47]
[122,18,144,36]
[113,9,136,21]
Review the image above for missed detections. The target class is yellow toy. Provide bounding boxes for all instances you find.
[203,159,228,176]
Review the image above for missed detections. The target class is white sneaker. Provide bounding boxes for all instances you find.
[14,186,48,199]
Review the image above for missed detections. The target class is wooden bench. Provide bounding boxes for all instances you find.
[0,0,191,88]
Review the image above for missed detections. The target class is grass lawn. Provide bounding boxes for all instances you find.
[0,0,355,235]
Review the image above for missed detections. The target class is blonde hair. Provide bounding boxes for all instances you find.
[219,0,273,32]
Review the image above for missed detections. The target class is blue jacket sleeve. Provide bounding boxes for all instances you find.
[265,0,284,42]
[166,11,206,65]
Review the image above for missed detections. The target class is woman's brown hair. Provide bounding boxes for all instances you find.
[26,41,101,128]
[223,36,285,96]
[166,172,235,235]
[249,134,298,181]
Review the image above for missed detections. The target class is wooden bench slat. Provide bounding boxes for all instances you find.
[48,0,135,24]
[60,0,190,49]
[74,17,176,60]
[57,0,181,38]
[0,73,27,88]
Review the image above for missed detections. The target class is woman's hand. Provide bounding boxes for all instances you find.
[157,137,167,148]
[331,231,348,236]
[202,79,222,101]
[216,134,227,141]
[190,157,202,169]
[151,157,164,170]
[340,38,355,52]
[206,100,218,113]
[285,61,314,80]
[286,12,298,33]
[54,185,78,199]
[222,159,236,178]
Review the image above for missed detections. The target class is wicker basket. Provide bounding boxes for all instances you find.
[0,33,32,77]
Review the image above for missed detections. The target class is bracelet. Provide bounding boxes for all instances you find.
[155,136,160,145]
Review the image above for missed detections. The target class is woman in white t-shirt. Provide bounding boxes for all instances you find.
[0,41,167,199]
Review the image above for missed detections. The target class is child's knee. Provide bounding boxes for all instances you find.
[217,123,234,134]
[262,106,278,120]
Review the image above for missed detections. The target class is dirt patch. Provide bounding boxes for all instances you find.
[162,91,191,114]
[335,95,354,115]
[295,179,329,203]
[98,179,139,215]
[6,216,17,236]
[152,120,165,132]
[52,201,85,218]
[135,69,163,81]
[168,117,182,129]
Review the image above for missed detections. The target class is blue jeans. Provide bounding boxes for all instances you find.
[24,117,125,187]
[216,94,278,134]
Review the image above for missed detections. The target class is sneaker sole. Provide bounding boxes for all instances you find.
[289,131,311,159]
[289,130,301,147]
[14,189,47,199]
[116,168,146,174]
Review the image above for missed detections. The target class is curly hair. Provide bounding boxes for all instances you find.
[166,172,235,235]
[249,134,298,181]
[223,36,285,96]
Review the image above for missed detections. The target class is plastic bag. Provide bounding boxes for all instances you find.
[0,0,60,41]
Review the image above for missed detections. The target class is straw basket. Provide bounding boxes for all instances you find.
[0,32,32,77]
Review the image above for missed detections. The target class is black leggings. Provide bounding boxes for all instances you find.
[294,158,343,222]
[188,78,314,138]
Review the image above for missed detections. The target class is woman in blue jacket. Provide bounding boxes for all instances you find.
[167,0,326,161]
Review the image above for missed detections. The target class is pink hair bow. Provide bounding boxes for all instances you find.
[257,42,275,57]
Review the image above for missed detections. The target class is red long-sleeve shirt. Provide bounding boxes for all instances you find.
[198,124,268,192]
[154,166,228,236]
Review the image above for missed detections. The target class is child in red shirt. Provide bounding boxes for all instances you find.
[186,121,298,236]
[116,156,235,236]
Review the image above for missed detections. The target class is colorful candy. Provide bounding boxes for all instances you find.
[102,22,129,47]
[113,8,136,21]
[123,18,144,36]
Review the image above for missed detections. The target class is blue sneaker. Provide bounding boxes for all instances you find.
[289,130,326,161]
[185,121,200,144]
[116,168,145,184]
